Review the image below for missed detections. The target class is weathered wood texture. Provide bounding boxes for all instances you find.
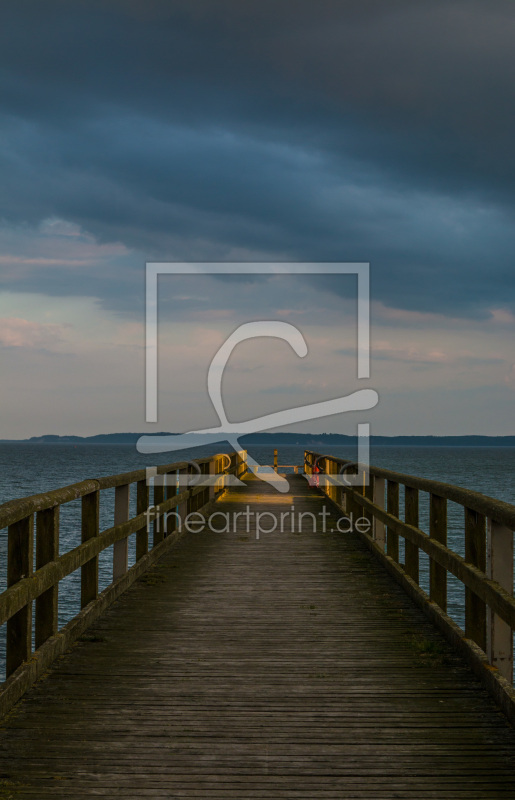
[0,474,514,798]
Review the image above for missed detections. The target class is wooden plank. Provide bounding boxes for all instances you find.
[35,506,59,648]
[6,514,34,675]
[0,475,515,798]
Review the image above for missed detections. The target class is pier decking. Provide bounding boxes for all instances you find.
[0,472,514,798]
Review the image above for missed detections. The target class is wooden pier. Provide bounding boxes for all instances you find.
[0,451,514,797]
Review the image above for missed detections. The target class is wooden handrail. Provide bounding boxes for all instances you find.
[0,451,247,686]
[304,451,515,529]
[352,491,515,629]
[0,457,220,529]
[305,450,515,682]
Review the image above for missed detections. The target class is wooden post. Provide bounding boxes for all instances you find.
[464,507,486,651]
[153,477,165,546]
[35,506,59,649]
[429,493,447,612]
[273,449,278,473]
[345,488,356,523]
[342,465,358,519]
[177,467,189,532]
[404,486,419,584]
[136,478,149,561]
[487,519,513,681]
[372,476,386,550]
[345,467,360,524]
[338,465,348,513]
[165,471,178,534]
[340,483,347,514]
[214,457,223,497]
[81,490,100,608]
[6,515,34,676]
[237,450,247,479]
[113,484,130,581]
[361,469,373,534]
[334,461,344,508]
[326,458,336,504]
[304,452,311,476]
[336,460,343,506]
[209,459,216,501]
[187,464,194,515]
[386,481,399,562]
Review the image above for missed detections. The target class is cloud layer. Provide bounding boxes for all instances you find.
[1,1,514,316]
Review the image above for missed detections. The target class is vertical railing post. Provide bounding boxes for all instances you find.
[362,468,374,533]
[209,459,216,502]
[214,457,223,498]
[6,514,34,676]
[113,483,130,581]
[334,461,344,509]
[304,451,312,476]
[153,475,165,546]
[344,466,359,524]
[165,470,178,533]
[273,449,278,473]
[81,489,100,608]
[240,450,248,478]
[464,507,486,651]
[326,458,336,504]
[372,476,386,550]
[199,462,208,508]
[429,493,447,612]
[177,466,189,532]
[386,481,399,562]
[338,463,348,514]
[136,478,149,561]
[35,506,59,649]
[487,519,513,681]
[320,457,326,497]
[187,464,194,514]
[404,486,419,584]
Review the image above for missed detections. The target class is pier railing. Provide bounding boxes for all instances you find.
[0,450,246,716]
[305,451,515,690]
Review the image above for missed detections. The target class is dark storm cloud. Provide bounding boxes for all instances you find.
[1,0,515,314]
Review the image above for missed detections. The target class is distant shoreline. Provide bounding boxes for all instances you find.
[2,433,515,447]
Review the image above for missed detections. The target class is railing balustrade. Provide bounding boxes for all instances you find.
[305,450,515,683]
[0,450,247,716]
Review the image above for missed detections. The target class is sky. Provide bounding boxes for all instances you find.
[1,0,514,438]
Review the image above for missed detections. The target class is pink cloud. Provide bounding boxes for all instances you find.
[373,302,448,325]
[374,340,451,363]
[0,317,70,349]
[490,308,515,325]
